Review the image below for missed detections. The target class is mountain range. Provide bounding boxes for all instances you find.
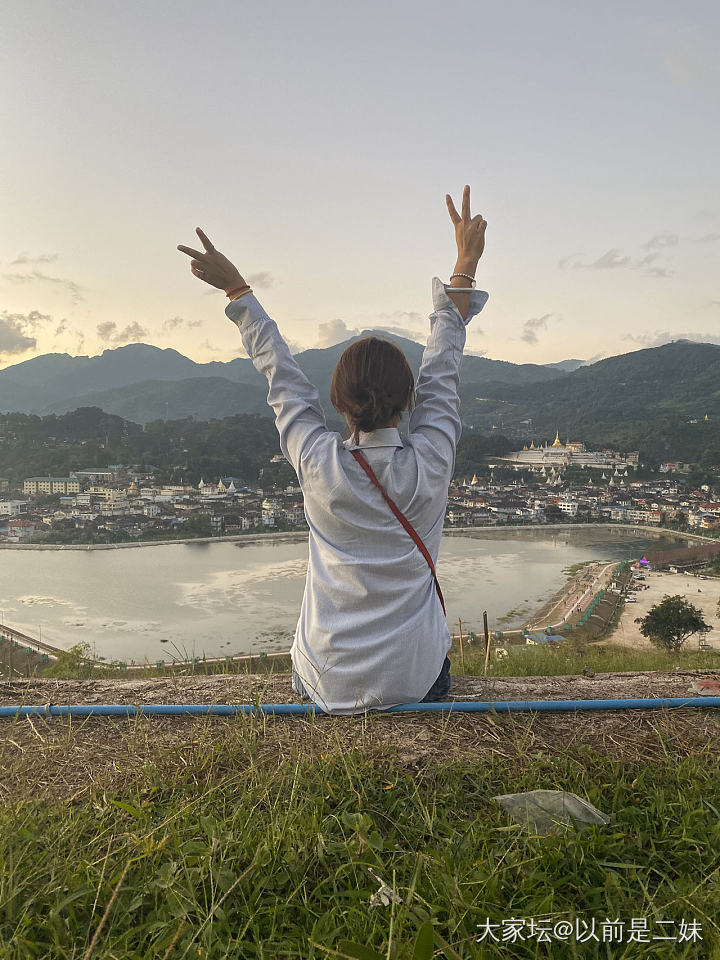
[1,336,718,467]
[0,331,568,426]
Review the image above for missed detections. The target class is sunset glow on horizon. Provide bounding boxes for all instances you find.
[2,0,719,371]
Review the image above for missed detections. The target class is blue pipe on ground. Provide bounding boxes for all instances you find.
[1,697,720,718]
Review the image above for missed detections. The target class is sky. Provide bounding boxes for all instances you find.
[1,0,719,371]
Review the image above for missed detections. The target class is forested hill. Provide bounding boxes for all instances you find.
[1,340,719,475]
[0,407,513,488]
[458,340,720,466]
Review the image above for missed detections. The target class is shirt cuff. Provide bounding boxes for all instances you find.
[431,276,489,325]
[224,291,268,327]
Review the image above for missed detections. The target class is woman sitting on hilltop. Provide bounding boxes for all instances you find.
[178,186,489,714]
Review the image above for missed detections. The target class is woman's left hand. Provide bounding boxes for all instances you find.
[177,227,247,293]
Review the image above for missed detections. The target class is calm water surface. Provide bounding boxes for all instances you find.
[0,528,686,662]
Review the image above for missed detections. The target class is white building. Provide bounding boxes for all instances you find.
[497,431,631,470]
[72,468,117,484]
[0,500,28,516]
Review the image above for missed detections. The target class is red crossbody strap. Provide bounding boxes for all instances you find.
[351,449,446,616]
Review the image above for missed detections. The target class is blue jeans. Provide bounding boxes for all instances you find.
[291,656,452,705]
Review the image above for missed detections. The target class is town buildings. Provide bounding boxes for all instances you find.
[0,444,717,543]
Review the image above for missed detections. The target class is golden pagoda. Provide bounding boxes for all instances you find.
[529,440,535,450]
[470,474,479,485]
[551,430,563,448]
[705,414,710,421]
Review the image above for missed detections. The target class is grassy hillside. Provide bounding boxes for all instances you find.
[2,657,719,958]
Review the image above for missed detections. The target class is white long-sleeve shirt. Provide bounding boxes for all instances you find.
[226,278,489,714]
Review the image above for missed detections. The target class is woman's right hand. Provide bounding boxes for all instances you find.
[446,185,487,263]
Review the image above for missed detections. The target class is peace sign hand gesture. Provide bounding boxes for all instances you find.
[177,227,247,293]
[446,185,487,263]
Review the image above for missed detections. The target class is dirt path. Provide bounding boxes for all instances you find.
[2,668,717,708]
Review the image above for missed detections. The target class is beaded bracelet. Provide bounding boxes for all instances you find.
[226,284,253,299]
[449,273,476,287]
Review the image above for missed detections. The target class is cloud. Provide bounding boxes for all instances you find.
[284,339,305,356]
[634,252,674,278]
[245,272,275,289]
[3,309,53,329]
[198,339,226,354]
[557,251,585,269]
[55,320,68,336]
[96,320,148,344]
[563,249,632,270]
[622,330,720,349]
[371,309,427,342]
[96,321,116,341]
[370,324,426,342]
[691,233,720,244]
[162,315,203,331]
[3,269,84,304]
[376,309,424,327]
[520,313,552,345]
[0,312,39,355]
[559,241,675,278]
[9,253,59,266]
[315,318,360,348]
[584,350,611,364]
[641,234,679,251]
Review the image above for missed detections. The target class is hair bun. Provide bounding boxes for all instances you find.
[329,336,416,444]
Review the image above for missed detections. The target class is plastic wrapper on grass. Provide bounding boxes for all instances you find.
[493,790,610,835]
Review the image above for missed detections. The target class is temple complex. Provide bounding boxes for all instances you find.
[492,431,636,477]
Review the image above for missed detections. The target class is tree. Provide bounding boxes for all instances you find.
[43,643,96,678]
[638,595,712,651]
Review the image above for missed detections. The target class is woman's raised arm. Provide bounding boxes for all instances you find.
[445,185,488,321]
[177,227,248,294]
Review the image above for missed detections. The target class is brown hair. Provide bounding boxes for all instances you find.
[330,336,415,446]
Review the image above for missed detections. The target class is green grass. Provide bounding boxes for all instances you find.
[35,637,720,683]
[461,641,720,678]
[1,722,718,959]
[8,638,720,956]
[561,561,595,579]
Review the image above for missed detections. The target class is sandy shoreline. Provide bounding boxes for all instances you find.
[0,521,711,550]
[608,570,720,651]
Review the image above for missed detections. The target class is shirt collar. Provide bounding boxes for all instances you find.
[343,427,404,451]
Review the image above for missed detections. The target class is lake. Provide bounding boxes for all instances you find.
[0,527,686,663]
